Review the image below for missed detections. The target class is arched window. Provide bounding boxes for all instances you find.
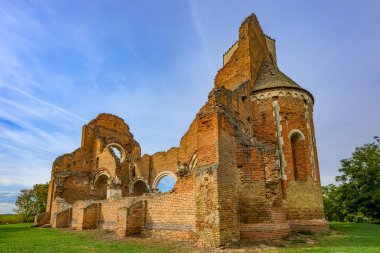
[156,175,176,193]
[289,130,306,181]
[110,146,122,159]
[152,172,177,193]
[105,143,126,163]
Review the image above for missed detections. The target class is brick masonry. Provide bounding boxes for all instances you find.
[37,13,328,247]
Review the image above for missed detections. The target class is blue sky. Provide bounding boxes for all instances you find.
[0,0,379,214]
[157,176,176,193]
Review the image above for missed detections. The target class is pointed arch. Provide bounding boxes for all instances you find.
[105,142,126,163]
[152,171,178,190]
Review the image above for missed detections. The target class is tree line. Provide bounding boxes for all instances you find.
[322,136,380,223]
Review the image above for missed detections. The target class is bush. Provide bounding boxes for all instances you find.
[0,214,34,225]
[344,212,374,223]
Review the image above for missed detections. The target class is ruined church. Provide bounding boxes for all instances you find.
[38,14,328,247]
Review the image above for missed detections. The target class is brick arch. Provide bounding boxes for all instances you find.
[94,170,110,187]
[288,129,305,140]
[152,171,177,190]
[93,170,110,200]
[105,142,126,163]
[128,177,150,194]
[188,152,198,170]
[289,129,307,180]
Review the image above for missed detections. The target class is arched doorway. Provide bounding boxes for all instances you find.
[128,178,150,196]
[93,172,110,200]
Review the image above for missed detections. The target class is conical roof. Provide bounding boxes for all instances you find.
[253,61,309,94]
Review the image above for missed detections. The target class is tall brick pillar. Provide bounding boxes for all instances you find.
[194,91,241,246]
[195,109,222,246]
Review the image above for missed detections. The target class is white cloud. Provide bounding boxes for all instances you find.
[0,178,14,187]
[0,1,378,200]
[0,83,86,123]
[0,202,16,214]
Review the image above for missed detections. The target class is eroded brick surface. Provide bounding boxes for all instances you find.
[42,14,328,247]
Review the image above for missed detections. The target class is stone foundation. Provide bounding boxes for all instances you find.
[288,219,329,233]
[240,223,290,240]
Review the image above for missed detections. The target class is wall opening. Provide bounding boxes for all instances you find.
[156,175,176,193]
[131,180,149,196]
[94,174,108,200]
[110,146,121,159]
[290,132,305,180]
[106,143,126,163]
[152,171,177,193]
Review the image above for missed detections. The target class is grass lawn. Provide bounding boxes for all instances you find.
[0,223,169,253]
[0,222,379,252]
[276,222,380,253]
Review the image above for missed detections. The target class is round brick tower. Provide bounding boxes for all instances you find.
[251,61,328,232]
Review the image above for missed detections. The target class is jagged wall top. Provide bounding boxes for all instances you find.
[214,13,275,91]
[87,113,132,134]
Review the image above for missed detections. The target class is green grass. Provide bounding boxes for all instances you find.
[0,223,169,253]
[277,222,380,253]
[0,222,379,252]
[0,214,34,225]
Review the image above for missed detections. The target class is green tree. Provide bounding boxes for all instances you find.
[334,136,380,222]
[322,137,380,222]
[14,183,49,222]
[322,184,345,221]
[33,183,49,213]
[323,136,380,222]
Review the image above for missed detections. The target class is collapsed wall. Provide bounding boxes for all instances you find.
[38,13,328,247]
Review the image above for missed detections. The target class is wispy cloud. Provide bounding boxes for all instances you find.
[0,83,86,123]
[188,0,213,70]
[0,203,16,214]
[0,1,379,216]
[0,2,90,212]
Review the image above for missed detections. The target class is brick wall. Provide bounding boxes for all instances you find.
[71,201,86,229]
[143,175,196,240]
[99,198,133,231]
[45,13,328,247]
[214,15,273,91]
[150,148,179,185]
[52,208,71,228]
[61,175,91,204]
[216,113,241,245]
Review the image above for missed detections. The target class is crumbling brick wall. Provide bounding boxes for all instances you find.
[143,175,196,240]
[44,13,328,247]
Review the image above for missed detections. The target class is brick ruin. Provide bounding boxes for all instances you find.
[39,14,328,247]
